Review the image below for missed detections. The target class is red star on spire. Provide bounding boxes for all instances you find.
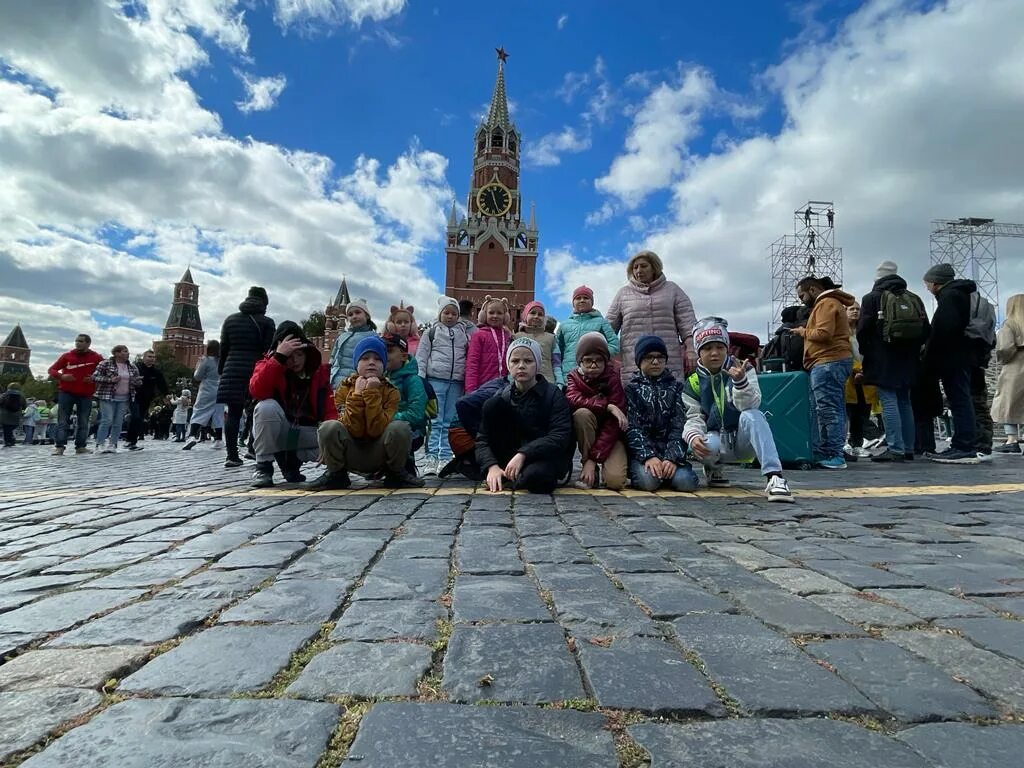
[496,47,509,63]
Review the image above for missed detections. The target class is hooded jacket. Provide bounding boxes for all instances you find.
[856,274,928,389]
[795,289,855,368]
[386,357,428,432]
[329,325,377,390]
[417,321,471,382]
[555,310,620,379]
[217,296,275,406]
[924,279,976,371]
[624,369,689,464]
[249,321,338,426]
[475,377,573,470]
[681,359,761,446]
[48,349,104,397]
[465,324,513,393]
[566,359,626,463]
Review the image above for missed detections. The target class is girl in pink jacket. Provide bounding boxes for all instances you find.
[465,296,513,393]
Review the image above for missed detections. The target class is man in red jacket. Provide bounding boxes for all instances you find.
[48,333,104,455]
[248,321,338,488]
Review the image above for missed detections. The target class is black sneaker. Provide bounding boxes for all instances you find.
[994,442,1021,453]
[282,471,306,484]
[251,464,274,488]
[903,452,914,461]
[224,456,244,468]
[842,449,859,463]
[383,469,425,488]
[127,443,144,452]
[304,470,351,491]
[870,449,905,463]
[925,449,981,465]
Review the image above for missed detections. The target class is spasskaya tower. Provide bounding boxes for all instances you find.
[445,48,538,322]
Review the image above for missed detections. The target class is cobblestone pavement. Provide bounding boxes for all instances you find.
[1,438,1022,767]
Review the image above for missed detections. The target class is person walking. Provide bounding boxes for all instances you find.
[921,264,979,464]
[183,340,225,450]
[21,399,42,445]
[791,276,856,469]
[857,261,929,462]
[48,333,104,455]
[92,345,142,453]
[170,389,191,441]
[1,384,27,447]
[217,286,275,467]
[992,294,1024,455]
[125,349,168,451]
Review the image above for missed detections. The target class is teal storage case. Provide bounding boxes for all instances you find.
[758,371,815,469]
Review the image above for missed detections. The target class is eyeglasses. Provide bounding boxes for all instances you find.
[642,354,667,362]
[579,358,605,367]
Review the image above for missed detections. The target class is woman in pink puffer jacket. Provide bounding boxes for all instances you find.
[607,250,698,385]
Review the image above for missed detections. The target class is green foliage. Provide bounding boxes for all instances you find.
[0,373,56,403]
[303,311,327,338]
[151,343,195,393]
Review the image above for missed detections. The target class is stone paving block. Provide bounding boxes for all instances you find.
[131,524,209,542]
[354,557,449,600]
[886,563,1021,595]
[18,697,341,768]
[0,573,101,612]
[884,629,1024,711]
[896,723,1024,768]
[287,642,431,697]
[730,587,866,636]
[939,617,1024,664]
[616,572,734,618]
[705,542,794,570]
[629,717,932,768]
[0,633,42,657]
[577,636,723,714]
[514,516,569,538]
[382,535,453,560]
[27,535,125,558]
[589,545,675,573]
[0,588,145,634]
[442,623,584,703]
[0,688,102,761]
[0,646,152,691]
[85,557,207,588]
[452,575,551,622]
[344,514,409,530]
[212,541,305,569]
[675,557,781,594]
[518,534,590,563]
[217,577,352,624]
[806,637,994,721]
[166,531,253,559]
[871,588,996,620]
[570,525,634,548]
[632,532,709,560]
[671,614,877,716]
[43,542,172,573]
[974,595,1024,617]
[462,509,513,526]
[401,518,460,536]
[46,594,225,647]
[119,623,319,696]
[343,702,617,767]
[456,528,523,575]
[807,593,922,628]
[167,566,276,598]
[802,559,925,588]
[255,519,336,544]
[331,600,445,641]
[758,567,857,595]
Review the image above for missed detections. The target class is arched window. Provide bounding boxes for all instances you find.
[491,130,503,148]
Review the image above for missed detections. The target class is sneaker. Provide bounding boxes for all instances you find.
[108,443,118,454]
[870,449,905,463]
[53,446,65,456]
[703,464,730,487]
[816,456,848,470]
[994,442,1020,453]
[852,447,872,458]
[224,457,243,468]
[97,443,112,454]
[182,437,198,451]
[251,466,274,488]
[842,449,859,463]
[127,443,143,451]
[764,475,794,503]
[282,471,306,484]
[75,447,91,455]
[212,440,223,450]
[976,451,993,463]
[304,470,352,491]
[383,469,425,488]
[421,456,439,476]
[925,449,981,465]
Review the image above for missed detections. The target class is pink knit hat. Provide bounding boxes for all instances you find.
[572,285,593,301]
[521,301,545,319]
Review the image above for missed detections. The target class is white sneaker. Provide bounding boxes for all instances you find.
[212,440,223,450]
[108,442,118,454]
[421,456,439,476]
[853,447,872,458]
[976,452,993,463]
[703,464,730,487]
[765,475,794,503]
[97,442,111,454]
[182,437,198,451]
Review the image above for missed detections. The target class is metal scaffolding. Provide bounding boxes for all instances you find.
[929,218,1024,312]
[769,200,843,325]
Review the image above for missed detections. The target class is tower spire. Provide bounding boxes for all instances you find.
[486,47,513,130]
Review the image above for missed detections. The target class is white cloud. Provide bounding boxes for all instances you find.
[557,14,569,30]
[584,202,615,228]
[235,71,287,113]
[274,0,406,29]
[525,126,592,168]
[0,0,452,367]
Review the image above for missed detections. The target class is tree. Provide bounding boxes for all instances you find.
[0,373,56,403]
[302,310,326,338]
[151,344,195,394]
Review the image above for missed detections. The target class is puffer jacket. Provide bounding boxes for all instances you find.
[465,325,512,393]
[607,274,697,384]
[217,297,275,406]
[249,323,338,427]
[566,360,626,463]
[335,374,401,439]
[681,359,761,445]
[329,325,376,390]
[417,322,471,382]
[555,310,620,378]
[0,390,26,427]
[992,323,1024,424]
[857,274,928,390]
[475,378,573,469]
[796,289,855,368]
[386,357,428,433]
[514,328,563,385]
[924,279,976,372]
[625,370,689,464]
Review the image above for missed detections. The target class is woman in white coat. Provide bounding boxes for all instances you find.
[184,340,226,450]
[992,294,1024,454]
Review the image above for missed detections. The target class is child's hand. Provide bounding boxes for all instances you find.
[660,459,678,479]
[363,377,382,390]
[725,361,747,381]
[644,457,662,478]
[505,452,526,482]
[354,377,368,393]
[607,403,628,431]
[486,465,504,492]
[690,436,711,459]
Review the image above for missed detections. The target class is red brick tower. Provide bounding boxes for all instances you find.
[157,268,205,367]
[445,47,539,324]
[0,324,31,377]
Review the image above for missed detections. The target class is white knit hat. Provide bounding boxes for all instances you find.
[437,295,459,320]
[875,260,898,279]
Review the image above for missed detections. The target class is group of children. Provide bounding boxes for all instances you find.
[302,287,793,501]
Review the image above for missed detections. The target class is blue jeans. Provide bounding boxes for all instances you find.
[703,409,783,476]
[809,358,853,460]
[426,378,463,461]
[878,387,915,454]
[97,400,130,447]
[629,458,699,492]
[22,425,35,445]
[56,392,93,449]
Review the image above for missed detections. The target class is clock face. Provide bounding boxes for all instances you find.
[477,183,512,217]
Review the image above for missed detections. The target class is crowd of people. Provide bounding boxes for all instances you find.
[10,250,1023,500]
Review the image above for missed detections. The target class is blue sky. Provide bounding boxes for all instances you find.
[2,0,1022,365]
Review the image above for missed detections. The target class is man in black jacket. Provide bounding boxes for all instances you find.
[921,263,978,464]
[217,286,275,467]
[125,349,168,450]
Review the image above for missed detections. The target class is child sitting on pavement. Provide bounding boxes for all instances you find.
[681,318,793,502]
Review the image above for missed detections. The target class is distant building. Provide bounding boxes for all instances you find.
[0,324,31,377]
[311,277,351,354]
[155,268,205,368]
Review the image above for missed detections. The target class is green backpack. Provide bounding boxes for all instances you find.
[880,290,927,343]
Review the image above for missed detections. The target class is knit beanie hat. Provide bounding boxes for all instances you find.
[924,263,955,285]
[347,298,371,319]
[506,337,542,369]
[575,331,610,363]
[634,335,668,365]
[627,250,664,280]
[875,260,898,280]
[437,295,460,320]
[692,317,730,354]
[572,285,594,301]
[352,335,387,368]
[521,301,545,321]
[247,286,268,304]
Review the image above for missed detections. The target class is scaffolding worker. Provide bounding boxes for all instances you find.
[808,230,816,249]
[807,254,816,270]
[827,208,834,228]
[804,206,812,226]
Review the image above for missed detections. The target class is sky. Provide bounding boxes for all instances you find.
[2,0,1023,369]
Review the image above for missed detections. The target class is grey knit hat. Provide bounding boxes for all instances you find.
[924,263,955,285]
[875,260,898,279]
[506,337,542,369]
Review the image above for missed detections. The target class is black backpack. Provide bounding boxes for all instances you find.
[762,328,804,372]
[1,391,23,413]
